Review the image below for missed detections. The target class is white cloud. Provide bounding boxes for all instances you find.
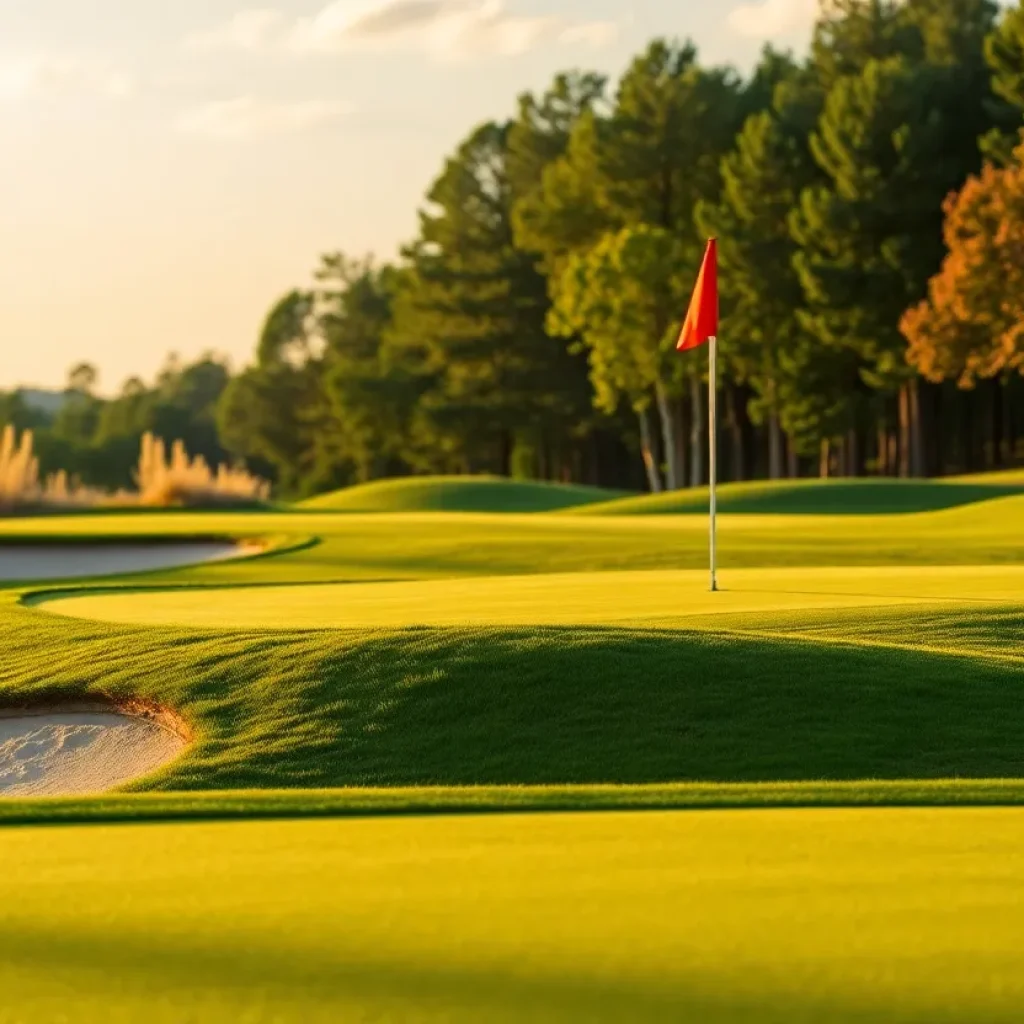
[186,9,291,52]
[727,0,817,39]
[0,53,134,101]
[176,96,353,140]
[191,1,619,61]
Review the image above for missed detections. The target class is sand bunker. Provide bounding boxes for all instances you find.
[0,541,254,582]
[0,709,187,797]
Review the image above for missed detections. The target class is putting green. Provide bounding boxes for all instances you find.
[5,808,1024,1022]
[36,564,1024,631]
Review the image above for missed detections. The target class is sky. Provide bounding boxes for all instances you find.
[0,0,817,393]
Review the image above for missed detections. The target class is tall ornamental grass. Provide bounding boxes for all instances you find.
[0,426,270,512]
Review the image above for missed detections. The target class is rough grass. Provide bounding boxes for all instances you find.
[5,809,1024,1022]
[299,475,626,513]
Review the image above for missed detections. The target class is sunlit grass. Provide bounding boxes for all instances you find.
[0,478,1023,1020]
[3,809,1024,1022]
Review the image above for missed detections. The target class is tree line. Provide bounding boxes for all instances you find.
[6,0,1024,497]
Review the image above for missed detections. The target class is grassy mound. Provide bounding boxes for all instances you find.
[948,467,1024,484]
[3,496,1023,794]
[7,592,1023,789]
[570,477,1024,516]
[300,475,626,514]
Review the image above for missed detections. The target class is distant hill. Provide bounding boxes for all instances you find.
[299,476,629,513]
[565,477,1024,516]
[16,388,66,417]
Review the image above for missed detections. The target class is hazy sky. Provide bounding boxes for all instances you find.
[0,0,814,392]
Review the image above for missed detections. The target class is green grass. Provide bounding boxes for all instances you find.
[2,591,1021,790]
[299,474,627,512]
[3,809,1024,1021]
[0,493,1016,792]
[2,496,1023,588]
[573,476,1024,515]
[948,467,1024,484]
[40,565,1024,631]
[296,473,1024,517]
[2,479,1024,1019]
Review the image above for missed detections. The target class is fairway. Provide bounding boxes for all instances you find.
[4,808,1024,1023]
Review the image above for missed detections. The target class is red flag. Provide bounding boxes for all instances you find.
[677,239,718,352]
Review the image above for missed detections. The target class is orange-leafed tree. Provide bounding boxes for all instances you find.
[902,144,1024,386]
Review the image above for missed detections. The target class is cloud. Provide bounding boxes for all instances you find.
[0,53,134,101]
[727,0,817,39]
[176,96,353,140]
[186,9,291,52]
[191,1,619,61]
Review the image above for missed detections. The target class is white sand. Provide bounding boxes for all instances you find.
[0,541,254,581]
[0,711,187,797]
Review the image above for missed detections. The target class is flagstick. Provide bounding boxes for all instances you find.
[709,336,718,593]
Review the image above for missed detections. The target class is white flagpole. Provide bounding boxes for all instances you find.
[709,336,718,593]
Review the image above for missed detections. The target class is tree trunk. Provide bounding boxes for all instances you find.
[638,408,663,493]
[877,424,888,476]
[846,428,859,477]
[727,384,745,484]
[654,383,679,491]
[819,438,831,479]
[690,376,704,487]
[898,384,911,479]
[909,378,924,478]
[992,379,1005,467]
[674,396,688,488]
[769,412,784,481]
[1004,377,1016,465]
[787,438,799,479]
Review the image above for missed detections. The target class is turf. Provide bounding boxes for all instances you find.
[40,565,1024,630]
[1,589,1021,789]
[2,497,1024,587]
[9,779,1024,829]
[3,809,1024,1022]
[299,474,1024,516]
[572,477,1024,515]
[298,474,627,512]
[1,479,1024,1019]
[0,493,1017,791]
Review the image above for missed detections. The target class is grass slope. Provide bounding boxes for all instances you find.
[4,809,1024,1022]
[299,475,626,513]
[573,477,1024,516]
[4,592,1023,789]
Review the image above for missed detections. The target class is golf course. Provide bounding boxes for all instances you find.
[0,474,1022,1021]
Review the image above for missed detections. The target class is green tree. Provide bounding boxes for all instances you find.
[217,291,327,495]
[390,120,592,477]
[550,226,689,491]
[698,60,823,477]
[983,0,1024,161]
[791,55,991,475]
